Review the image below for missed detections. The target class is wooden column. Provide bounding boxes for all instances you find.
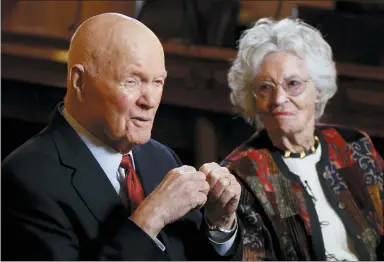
[195,116,218,168]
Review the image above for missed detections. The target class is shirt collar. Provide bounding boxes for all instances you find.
[61,108,134,178]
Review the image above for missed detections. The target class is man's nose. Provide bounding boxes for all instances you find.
[137,84,157,109]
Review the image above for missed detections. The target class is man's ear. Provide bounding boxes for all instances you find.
[70,64,85,102]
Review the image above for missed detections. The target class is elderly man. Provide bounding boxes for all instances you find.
[1,13,242,260]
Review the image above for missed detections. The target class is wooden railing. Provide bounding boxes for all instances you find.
[2,39,384,165]
[3,41,384,82]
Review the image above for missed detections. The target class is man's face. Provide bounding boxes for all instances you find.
[82,42,166,152]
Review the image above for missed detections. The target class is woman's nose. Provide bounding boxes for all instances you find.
[271,85,288,106]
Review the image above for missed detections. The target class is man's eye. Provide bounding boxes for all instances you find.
[259,84,273,92]
[125,79,137,87]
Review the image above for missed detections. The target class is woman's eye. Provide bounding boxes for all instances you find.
[288,80,301,88]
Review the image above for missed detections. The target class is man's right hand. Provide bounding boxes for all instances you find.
[130,165,210,238]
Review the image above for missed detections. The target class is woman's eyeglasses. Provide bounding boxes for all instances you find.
[252,77,310,100]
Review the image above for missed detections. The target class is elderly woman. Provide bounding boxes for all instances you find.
[222,18,383,261]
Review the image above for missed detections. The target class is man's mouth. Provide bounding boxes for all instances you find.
[132,117,150,122]
[131,117,151,127]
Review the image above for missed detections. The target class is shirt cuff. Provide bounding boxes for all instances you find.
[207,224,238,256]
[152,237,166,252]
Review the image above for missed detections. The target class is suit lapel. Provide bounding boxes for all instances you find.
[71,162,124,223]
[49,104,124,223]
[132,143,183,260]
[132,145,165,197]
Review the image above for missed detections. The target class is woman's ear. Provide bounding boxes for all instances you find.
[315,88,322,103]
[69,64,85,102]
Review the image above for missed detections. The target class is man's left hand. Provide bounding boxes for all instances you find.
[199,162,241,230]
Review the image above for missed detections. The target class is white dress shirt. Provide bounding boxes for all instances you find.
[62,108,236,256]
[283,145,358,261]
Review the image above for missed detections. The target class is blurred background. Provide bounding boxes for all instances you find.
[2,0,384,166]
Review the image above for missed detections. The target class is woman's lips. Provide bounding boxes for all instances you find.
[273,112,293,116]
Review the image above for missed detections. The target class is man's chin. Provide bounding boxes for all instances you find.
[129,132,152,145]
[134,137,151,145]
[109,133,152,153]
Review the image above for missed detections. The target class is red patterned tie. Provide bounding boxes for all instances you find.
[120,155,145,212]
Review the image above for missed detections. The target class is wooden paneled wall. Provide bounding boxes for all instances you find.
[2,0,383,165]
[239,0,333,24]
[2,0,135,40]
[2,0,335,39]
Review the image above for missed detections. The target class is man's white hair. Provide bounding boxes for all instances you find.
[228,17,337,128]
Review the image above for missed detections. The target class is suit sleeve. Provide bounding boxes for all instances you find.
[1,170,169,261]
[97,219,169,260]
[167,147,183,166]
[2,172,80,260]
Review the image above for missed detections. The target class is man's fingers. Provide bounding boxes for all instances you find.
[181,171,206,181]
[192,171,207,181]
[197,180,210,195]
[170,166,207,181]
[194,192,208,207]
[199,162,221,175]
[218,186,237,208]
[167,165,196,178]
[206,166,231,188]
[178,165,197,174]
[206,169,220,188]
[208,176,231,202]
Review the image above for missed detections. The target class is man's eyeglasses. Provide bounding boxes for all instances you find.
[252,77,310,100]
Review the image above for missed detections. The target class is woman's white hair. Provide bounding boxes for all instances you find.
[228,17,337,128]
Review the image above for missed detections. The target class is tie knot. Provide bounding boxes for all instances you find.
[120,154,133,170]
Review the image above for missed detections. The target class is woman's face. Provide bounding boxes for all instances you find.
[252,51,319,135]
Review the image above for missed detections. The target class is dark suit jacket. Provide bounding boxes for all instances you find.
[1,104,242,261]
